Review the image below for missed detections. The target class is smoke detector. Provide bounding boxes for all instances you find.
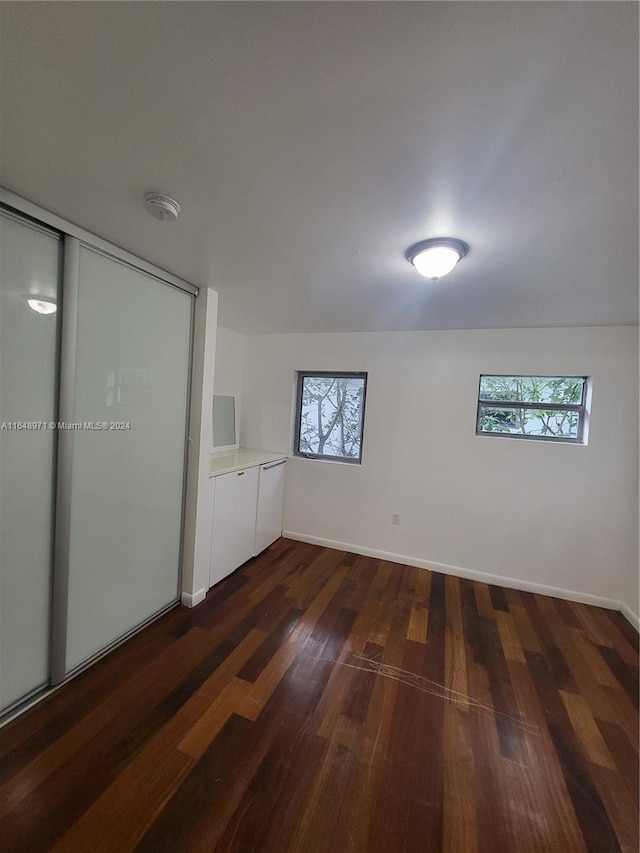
[144,193,181,222]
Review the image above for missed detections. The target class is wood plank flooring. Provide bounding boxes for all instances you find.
[0,538,638,852]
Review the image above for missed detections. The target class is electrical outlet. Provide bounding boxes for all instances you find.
[392,513,400,525]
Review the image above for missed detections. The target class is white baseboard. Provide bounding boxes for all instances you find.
[620,602,640,631]
[283,530,626,613]
[181,588,207,608]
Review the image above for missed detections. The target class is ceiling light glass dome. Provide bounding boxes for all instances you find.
[405,237,469,281]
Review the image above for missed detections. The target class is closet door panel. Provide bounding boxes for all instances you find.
[0,212,60,711]
[65,246,191,672]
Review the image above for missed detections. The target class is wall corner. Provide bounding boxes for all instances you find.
[181,287,219,601]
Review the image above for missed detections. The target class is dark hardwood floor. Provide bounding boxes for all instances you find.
[0,538,638,852]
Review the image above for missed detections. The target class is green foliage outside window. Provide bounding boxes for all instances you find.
[477,376,587,441]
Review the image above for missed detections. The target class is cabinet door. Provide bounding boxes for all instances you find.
[255,460,286,555]
[210,466,259,587]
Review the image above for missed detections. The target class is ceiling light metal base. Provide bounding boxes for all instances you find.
[405,237,469,264]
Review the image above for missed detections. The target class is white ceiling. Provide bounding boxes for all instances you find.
[0,2,637,334]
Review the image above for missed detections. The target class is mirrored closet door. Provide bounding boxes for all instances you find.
[0,201,195,717]
[59,243,192,674]
[0,210,61,713]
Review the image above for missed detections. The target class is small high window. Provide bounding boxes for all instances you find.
[294,371,367,463]
[476,375,589,443]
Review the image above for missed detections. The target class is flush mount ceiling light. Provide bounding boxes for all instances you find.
[26,297,57,315]
[144,193,181,222]
[405,237,469,281]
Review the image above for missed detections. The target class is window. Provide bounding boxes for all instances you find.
[294,371,367,463]
[476,375,588,443]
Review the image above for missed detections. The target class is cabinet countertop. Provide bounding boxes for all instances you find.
[209,448,288,477]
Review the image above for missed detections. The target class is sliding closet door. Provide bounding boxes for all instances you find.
[62,244,191,673]
[0,211,60,712]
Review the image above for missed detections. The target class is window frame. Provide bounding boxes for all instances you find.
[293,370,368,464]
[475,374,589,444]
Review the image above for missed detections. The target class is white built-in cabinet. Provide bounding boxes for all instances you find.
[209,465,259,587]
[255,459,287,554]
[209,451,287,588]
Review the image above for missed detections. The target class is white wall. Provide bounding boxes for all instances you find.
[622,519,639,626]
[213,325,246,444]
[242,326,639,606]
[623,559,639,626]
[181,287,218,606]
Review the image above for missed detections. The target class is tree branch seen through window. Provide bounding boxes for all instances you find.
[294,372,367,463]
